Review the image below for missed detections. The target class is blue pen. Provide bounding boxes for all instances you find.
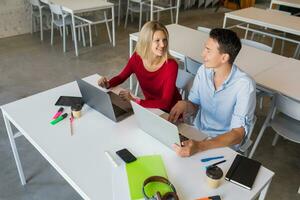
[201,156,224,162]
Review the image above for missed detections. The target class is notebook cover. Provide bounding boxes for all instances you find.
[225,154,261,190]
[125,155,172,200]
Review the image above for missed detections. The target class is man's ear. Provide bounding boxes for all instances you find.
[221,53,230,64]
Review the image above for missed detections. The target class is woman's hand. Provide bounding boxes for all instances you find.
[119,90,135,102]
[98,77,110,89]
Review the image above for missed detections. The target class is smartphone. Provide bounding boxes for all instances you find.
[116,148,137,163]
[55,96,83,107]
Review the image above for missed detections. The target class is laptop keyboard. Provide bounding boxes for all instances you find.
[112,104,127,117]
[179,133,189,143]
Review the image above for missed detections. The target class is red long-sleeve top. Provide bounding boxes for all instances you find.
[109,52,182,112]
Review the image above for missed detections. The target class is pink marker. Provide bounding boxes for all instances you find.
[52,107,64,119]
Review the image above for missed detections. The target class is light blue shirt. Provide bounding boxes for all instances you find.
[188,64,256,139]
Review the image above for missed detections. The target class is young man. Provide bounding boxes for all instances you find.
[168,28,256,157]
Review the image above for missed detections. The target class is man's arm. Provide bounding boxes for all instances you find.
[168,100,198,123]
[173,127,245,157]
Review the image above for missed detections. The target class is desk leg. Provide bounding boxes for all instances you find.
[71,13,79,56]
[112,6,116,47]
[118,0,121,26]
[222,16,227,28]
[175,0,180,24]
[2,112,26,185]
[150,0,153,21]
[129,36,133,90]
[258,179,272,200]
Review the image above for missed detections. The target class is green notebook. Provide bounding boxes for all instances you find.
[126,155,172,200]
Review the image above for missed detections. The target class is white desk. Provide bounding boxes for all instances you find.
[223,7,300,36]
[46,0,115,56]
[255,58,300,101]
[1,74,274,200]
[223,7,300,47]
[270,0,300,9]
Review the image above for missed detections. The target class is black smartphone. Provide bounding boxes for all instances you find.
[55,96,83,107]
[116,148,137,163]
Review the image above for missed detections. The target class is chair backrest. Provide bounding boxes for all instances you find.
[30,0,41,7]
[197,26,211,33]
[49,3,64,15]
[267,8,291,16]
[238,116,257,155]
[275,93,300,121]
[184,56,202,75]
[241,39,272,53]
[176,69,195,99]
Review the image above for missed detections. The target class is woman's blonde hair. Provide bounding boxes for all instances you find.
[135,21,172,63]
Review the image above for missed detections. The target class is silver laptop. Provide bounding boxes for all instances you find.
[131,101,208,150]
[77,79,133,122]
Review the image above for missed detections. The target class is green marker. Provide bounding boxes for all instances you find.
[50,113,68,125]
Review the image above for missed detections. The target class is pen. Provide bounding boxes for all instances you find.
[52,107,64,119]
[206,160,226,169]
[104,151,119,167]
[201,156,224,162]
[50,113,68,125]
[70,112,74,136]
[196,195,221,200]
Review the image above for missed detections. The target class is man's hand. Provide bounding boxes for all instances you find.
[168,101,187,123]
[98,77,110,89]
[172,140,202,157]
[119,90,135,102]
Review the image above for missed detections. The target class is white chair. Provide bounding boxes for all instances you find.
[184,56,202,75]
[145,0,180,24]
[176,69,195,99]
[241,39,273,52]
[249,94,300,158]
[238,116,257,156]
[197,26,211,33]
[30,0,50,41]
[49,4,87,52]
[124,0,149,30]
[49,4,73,52]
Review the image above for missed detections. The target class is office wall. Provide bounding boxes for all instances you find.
[0,0,31,38]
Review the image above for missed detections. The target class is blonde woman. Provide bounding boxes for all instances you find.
[98,21,181,112]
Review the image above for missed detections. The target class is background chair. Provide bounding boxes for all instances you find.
[49,4,88,52]
[30,0,51,41]
[238,116,257,156]
[176,69,195,99]
[184,56,202,75]
[241,39,273,52]
[145,0,179,24]
[197,26,211,33]
[124,0,149,30]
[249,94,300,158]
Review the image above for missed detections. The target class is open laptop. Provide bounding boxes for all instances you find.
[131,101,208,150]
[76,79,133,122]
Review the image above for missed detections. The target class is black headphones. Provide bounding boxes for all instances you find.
[142,176,179,200]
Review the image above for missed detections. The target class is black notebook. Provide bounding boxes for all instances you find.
[225,154,261,190]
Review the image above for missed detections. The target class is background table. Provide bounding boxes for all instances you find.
[1,74,274,200]
[43,0,115,56]
[270,0,300,9]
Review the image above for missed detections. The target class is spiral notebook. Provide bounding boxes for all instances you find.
[225,154,261,190]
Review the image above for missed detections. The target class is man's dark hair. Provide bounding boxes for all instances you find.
[209,28,241,65]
